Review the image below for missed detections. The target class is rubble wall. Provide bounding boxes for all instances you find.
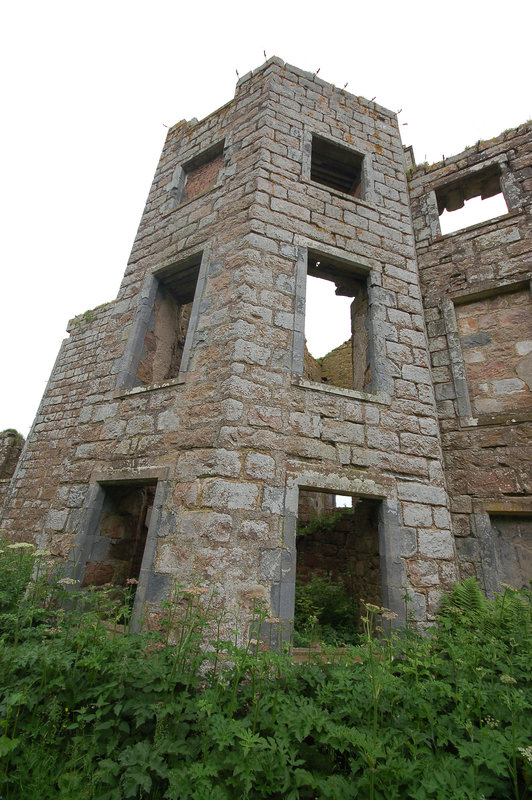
[0,430,24,509]
[408,123,532,593]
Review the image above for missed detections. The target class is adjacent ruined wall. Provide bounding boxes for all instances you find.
[297,489,336,524]
[319,339,353,389]
[408,123,532,594]
[2,58,470,639]
[0,430,24,509]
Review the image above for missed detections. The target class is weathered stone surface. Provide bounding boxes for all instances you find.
[403,503,432,528]
[0,430,24,508]
[180,511,233,542]
[245,452,276,481]
[202,480,259,511]
[397,482,447,506]
[407,558,439,587]
[418,530,455,560]
[0,430,24,481]
[409,120,532,591]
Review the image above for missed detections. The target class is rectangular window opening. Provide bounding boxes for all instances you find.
[437,164,508,235]
[311,135,363,197]
[182,140,224,203]
[136,253,201,385]
[303,251,370,392]
[295,490,382,647]
[82,481,157,598]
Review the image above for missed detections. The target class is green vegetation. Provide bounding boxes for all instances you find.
[71,308,96,328]
[296,507,354,540]
[406,161,429,175]
[295,509,360,645]
[294,574,359,647]
[0,430,24,443]
[70,301,114,329]
[0,542,531,799]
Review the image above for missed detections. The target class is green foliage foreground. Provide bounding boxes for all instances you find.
[0,543,531,800]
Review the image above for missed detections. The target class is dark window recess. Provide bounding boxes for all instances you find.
[83,482,156,590]
[311,136,363,197]
[304,251,370,392]
[136,253,201,385]
[182,141,224,203]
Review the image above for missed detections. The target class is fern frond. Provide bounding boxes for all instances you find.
[439,577,486,620]
[494,586,531,633]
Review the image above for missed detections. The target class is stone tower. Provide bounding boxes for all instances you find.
[1,58,471,638]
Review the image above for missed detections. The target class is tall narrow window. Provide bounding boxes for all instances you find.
[294,490,382,646]
[136,253,201,385]
[304,251,370,392]
[82,481,156,590]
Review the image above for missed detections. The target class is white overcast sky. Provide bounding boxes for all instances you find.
[1,0,530,436]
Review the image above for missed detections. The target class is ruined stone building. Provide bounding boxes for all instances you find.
[1,58,530,639]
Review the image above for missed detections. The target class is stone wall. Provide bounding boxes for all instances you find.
[297,488,336,524]
[0,430,24,510]
[454,288,532,417]
[408,123,532,593]
[320,339,353,389]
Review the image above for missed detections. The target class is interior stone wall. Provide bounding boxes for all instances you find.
[297,489,336,524]
[296,500,382,611]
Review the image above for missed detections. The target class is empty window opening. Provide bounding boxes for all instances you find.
[311,135,363,197]
[136,253,201,385]
[335,493,353,508]
[303,252,370,392]
[82,482,156,593]
[437,165,508,235]
[182,141,224,203]
[294,490,382,646]
[490,515,532,591]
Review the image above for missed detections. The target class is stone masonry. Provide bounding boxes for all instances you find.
[1,58,530,640]
[0,430,25,508]
[408,124,532,594]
